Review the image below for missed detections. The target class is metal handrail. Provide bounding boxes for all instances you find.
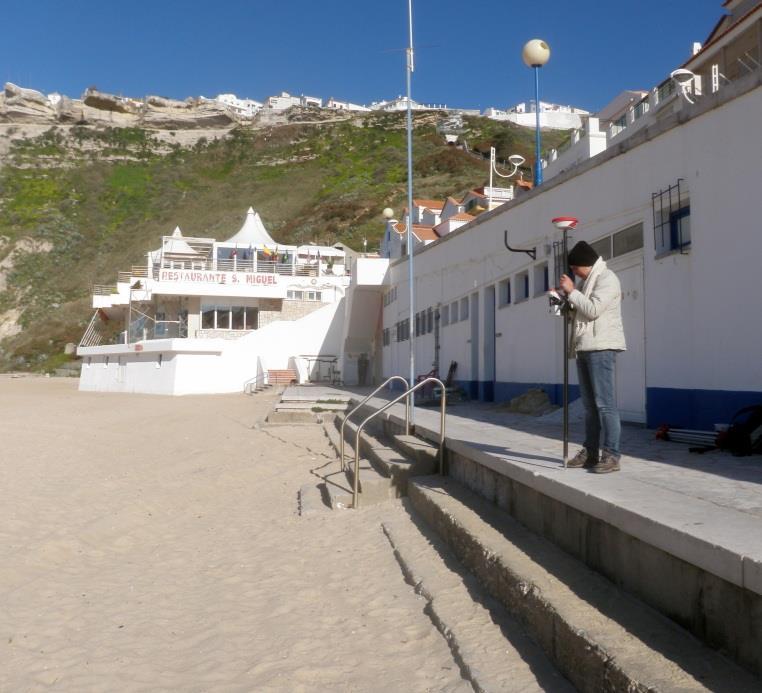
[352,377,446,508]
[340,376,410,471]
[243,372,268,394]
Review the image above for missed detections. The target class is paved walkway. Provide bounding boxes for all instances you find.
[287,385,762,596]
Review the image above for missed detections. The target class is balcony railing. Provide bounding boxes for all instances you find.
[152,258,346,278]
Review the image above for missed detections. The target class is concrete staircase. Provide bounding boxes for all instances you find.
[320,404,761,690]
[245,381,271,395]
[407,476,759,692]
[321,412,438,509]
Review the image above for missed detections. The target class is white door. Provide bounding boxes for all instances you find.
[611,260,646,423]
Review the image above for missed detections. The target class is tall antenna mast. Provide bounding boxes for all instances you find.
[405,0,416,425]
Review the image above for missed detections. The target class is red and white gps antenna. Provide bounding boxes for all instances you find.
[551,216,579,232]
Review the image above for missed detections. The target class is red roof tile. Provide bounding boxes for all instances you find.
[414,198,444,209]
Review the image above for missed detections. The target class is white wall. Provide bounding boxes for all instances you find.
[381,81,762,425]
[79,301,346,395]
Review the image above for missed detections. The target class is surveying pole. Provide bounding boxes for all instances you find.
[551,217,578,468]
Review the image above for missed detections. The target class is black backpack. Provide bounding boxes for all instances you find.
[718,405,762,456]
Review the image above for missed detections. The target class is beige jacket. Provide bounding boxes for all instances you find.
[568,257,626,357]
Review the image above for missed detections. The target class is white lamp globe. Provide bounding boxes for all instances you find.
[382,207,395,219]
[522,39,551,68]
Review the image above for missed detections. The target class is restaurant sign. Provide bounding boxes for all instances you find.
[158,269,278,286]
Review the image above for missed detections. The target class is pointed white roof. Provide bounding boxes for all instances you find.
[162,226,198,256]
[224,207,277,246]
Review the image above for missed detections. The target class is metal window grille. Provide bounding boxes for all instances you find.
[652,179,691,254]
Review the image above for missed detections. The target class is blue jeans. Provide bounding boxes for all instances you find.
[576,350,621,459]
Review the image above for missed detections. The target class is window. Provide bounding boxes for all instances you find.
[499,278,511,306]
[202,305,215,329]
[533,263,549,296]
[441,304,450,326]
[450,301,459,323]
[231,307,245,330]
[590,236,612,260]
[202,304,258,330]
[516,271,529,301]
[216,306,231,330]
[653,180,690,254]
[245,307,259,330]
[383,328,390,346]
[426,307,433,333]
[613,223,644,257]
[460,297,469,320]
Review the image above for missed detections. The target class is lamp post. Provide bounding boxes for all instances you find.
[522,39,551,187]
[551,216,578,468]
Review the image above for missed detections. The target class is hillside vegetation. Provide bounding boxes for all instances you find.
[0,111,570,371]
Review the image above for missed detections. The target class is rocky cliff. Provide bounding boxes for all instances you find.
[0,83,238,130]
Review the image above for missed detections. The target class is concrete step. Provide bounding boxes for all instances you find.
[322,419,393,508]
[409,476,761,693]
[381,517,574,693]
[331,415,431,496]
[392,434,439,474]
[276,401,348,412]
[265,410,322,425]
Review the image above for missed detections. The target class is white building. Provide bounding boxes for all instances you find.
[325,97,371,112]
[484,101,590,130]
[265,92,323,110]
[375,2,762,431]
[538,1,762,184]
[214,93,263,118]
[370,96,446,112]
[266,92,303,110]
[78,208,351,394]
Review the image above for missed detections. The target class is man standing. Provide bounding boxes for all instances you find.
[558,241,626,473]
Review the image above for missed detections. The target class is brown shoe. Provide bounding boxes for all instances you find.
[567,448,597,468]
[590,453,620,474]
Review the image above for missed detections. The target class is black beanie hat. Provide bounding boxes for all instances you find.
[568,241,599,267]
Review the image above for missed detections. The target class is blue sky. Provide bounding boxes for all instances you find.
[2,1,722,113]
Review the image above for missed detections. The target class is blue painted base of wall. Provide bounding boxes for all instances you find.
[647,387,762,430]
[452,380,579,408]
[494,381,580,408]
[387,376,761,432]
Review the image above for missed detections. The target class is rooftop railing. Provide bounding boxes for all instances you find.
[152,258,346,278]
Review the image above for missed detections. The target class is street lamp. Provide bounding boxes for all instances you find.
[488,149,525,209]
[551,216,578,468]
[522,39,551,187]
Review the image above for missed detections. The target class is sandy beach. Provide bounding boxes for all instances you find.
[0,377,472,692]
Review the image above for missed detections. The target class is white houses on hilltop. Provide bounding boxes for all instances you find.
[483,101,590,130]
[214,93,263,118]
[265,92,323,110]
[325,97,371,112]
